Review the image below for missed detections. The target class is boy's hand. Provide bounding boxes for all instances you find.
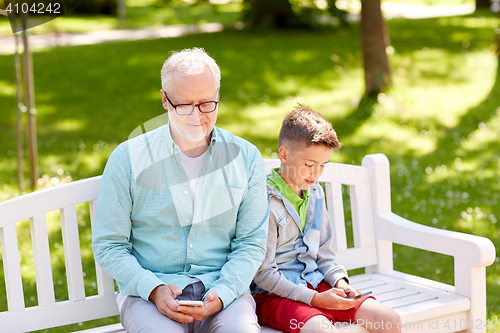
[177,289,223,322]
[335,279,358,299]
[149,284,194,323]
[311,287,360,310]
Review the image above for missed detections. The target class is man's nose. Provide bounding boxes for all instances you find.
[189,107,203,120]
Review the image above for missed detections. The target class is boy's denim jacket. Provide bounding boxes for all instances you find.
[253,182,348,305]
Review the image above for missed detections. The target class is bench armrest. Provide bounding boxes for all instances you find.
[376,212,495,269]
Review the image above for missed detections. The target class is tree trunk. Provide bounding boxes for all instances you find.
[476,0,490,8]
[118,0,126,25]
[361,0,391,95]
[21,14,39,190]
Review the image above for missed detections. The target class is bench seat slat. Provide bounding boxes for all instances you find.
[350,279,386,291]
[383,293,437,309]
[373,288,418,302]
[30,214,56,307]
[367,283,403,295]
[397,299,470,323]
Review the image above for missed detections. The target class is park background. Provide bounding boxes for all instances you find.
[0,0,499,331]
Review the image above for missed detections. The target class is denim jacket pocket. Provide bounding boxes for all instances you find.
[276,211,300,248]
[269,198,294,247]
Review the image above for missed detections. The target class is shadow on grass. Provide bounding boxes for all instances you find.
[328,95,378,139]
[430,58,500,167]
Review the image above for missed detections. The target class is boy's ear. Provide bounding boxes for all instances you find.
[278,146,288,163]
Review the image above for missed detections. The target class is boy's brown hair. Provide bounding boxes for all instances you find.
[278,104,341,150]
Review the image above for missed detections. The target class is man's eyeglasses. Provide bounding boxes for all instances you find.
[163,90,219,116]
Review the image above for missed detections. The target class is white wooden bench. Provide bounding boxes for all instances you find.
[0,154,495,332]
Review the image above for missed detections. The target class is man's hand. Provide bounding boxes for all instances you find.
[335,279,358,299]
[310,287,360,310]
[177,289,223,322]
[149,284,194,323]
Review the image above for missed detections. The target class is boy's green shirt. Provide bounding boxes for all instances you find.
[267,168,309,232]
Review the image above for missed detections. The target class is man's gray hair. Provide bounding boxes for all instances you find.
[161,47,221,93]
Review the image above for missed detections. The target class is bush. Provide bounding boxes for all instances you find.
[72,0,117,15]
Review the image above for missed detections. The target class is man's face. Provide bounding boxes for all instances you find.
[162,69,219,145]
[279,144,333,195]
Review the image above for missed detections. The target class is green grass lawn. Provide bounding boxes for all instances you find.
[0,0,244,35]
[0,8,499,333]
[0,0,481,36]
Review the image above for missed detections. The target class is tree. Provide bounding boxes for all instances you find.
[360,0,391,95]
[476,0,491,9]
[243,0,297,29]
[243,0,348,29]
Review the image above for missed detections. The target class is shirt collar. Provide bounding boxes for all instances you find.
[267,168,309,205]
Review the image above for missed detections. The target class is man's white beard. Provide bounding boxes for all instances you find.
[169,114,216,143]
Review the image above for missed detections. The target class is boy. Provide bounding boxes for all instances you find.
[253,105,401,333]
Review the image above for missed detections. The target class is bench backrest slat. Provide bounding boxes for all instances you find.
[0,223,25,312]
[30,214,56,307]
[349,182,376,249]
[60,205,86,301]
[324,182,348,252]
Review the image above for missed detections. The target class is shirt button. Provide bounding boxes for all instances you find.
[298,254,302,258]
[189,243,193,248]
[178,165,182,168]
[184,191,188,195]
[186,219,190,223]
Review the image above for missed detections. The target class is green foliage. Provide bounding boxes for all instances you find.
[242,0,347,29]
[72,0,117,15]
[0,9,499,331]
[0,1,243,35]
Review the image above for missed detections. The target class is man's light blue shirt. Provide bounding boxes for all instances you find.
[92,123,269,308]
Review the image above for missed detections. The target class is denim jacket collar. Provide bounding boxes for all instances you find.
[266,180,321,235]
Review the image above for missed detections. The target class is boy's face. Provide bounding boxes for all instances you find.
[278,143,333,196]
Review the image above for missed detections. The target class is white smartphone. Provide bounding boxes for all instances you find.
[178,300,204,307]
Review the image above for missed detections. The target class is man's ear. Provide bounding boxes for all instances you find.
[278,146,288,163]
[161,89,168,110]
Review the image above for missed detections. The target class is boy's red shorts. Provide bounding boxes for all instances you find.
[254,281,375,333]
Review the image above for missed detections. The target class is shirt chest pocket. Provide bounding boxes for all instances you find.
[270,200,300,248]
